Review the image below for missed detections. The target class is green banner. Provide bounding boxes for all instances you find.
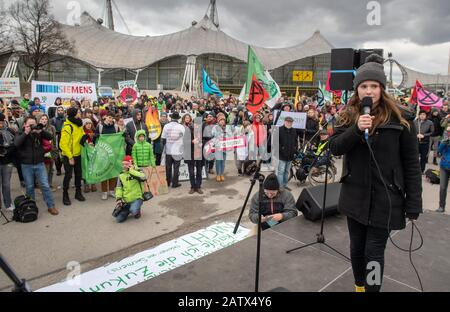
[82,133,125,184]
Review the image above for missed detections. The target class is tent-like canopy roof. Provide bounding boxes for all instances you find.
[396,61,450,89]
[61,12,334,70]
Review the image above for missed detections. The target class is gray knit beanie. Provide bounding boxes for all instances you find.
[353,54,387,90]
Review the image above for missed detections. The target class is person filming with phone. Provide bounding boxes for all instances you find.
[248,173,298,230]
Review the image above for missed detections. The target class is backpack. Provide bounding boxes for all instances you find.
[425,169,440,184]
[13,195,39,223]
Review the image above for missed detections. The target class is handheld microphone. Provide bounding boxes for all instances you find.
[361,97,373,141]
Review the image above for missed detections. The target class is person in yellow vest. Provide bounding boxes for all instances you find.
[59,108,85,206]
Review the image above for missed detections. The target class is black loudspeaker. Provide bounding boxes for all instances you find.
[331,48,355,70]
[355,49,384,69]
[296,183,341,221]
[330,48,355,91]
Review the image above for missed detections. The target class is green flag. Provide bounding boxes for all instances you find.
[245,46,281,108]
[82,133,126,184]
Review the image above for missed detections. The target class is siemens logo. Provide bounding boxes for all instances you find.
[36,84,94,94]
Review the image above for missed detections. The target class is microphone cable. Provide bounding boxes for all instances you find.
[365,139,424,292]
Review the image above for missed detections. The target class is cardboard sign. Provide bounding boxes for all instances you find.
[142,166,169,196]
[273,111,307,129]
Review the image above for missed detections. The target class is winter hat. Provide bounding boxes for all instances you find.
[99,110,108,118]
[170,112,181,120]
[123,155,133,163]
[281,102,292,111]
[353,54,387,90]
[67,107,78,118]
[29,106,39,114]
[263,174,280,191]
[83,118,93,126]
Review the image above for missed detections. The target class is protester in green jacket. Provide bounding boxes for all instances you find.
[132,129,156,168]
[115,156,147,223]
[20,94,30,111]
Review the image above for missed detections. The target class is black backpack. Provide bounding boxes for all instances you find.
[13,196,39,223]
[425,169,440,185]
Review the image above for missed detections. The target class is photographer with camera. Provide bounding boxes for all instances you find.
[14,117,58,216]
[0,113,16,212]
[114,156,147,223]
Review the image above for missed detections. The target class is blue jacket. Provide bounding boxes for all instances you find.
[438,140,450,170]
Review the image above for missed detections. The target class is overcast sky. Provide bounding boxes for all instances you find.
[3,0,450,84]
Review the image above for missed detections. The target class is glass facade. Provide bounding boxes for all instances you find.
[0,52,331,95]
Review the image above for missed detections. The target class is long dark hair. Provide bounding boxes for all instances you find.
[337,89,410,135]
[182,114,192,126]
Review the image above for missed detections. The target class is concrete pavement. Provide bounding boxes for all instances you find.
[0,158,447,291]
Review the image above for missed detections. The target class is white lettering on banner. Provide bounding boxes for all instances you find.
[273,111,307,129]
[37,223,250,292]
[203,136,247,160]
[31,80,98,110]
[118,80,138,92]
[0,78,21,98]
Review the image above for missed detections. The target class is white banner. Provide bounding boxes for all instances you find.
[273,111,307,129]
[118,80,138,92]
[179,160,208,182]
[31,81,98,109]
[37,222,250,292]
[0,78,21,98]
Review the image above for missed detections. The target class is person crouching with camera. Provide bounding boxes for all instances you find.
[114,156,148,223]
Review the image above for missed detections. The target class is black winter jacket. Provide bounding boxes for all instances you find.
[14,130,53,165]
[277,126,298,161]
[329,116,422,230]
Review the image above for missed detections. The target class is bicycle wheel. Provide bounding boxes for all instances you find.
[308,166,335,186]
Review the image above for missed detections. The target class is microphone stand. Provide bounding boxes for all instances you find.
[234,160,265,292]
[286,148,350,262]
[0,253,32,292]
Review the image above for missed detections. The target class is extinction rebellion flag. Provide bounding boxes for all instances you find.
[411,80,443,108]
[202,68,223,98]
[82,133,126,184]
[247,75,269,114]
[245,46,281,109]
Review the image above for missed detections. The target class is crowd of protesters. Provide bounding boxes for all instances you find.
[0,89,449,221]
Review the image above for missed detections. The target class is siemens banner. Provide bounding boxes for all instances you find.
[32,81,98,109]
